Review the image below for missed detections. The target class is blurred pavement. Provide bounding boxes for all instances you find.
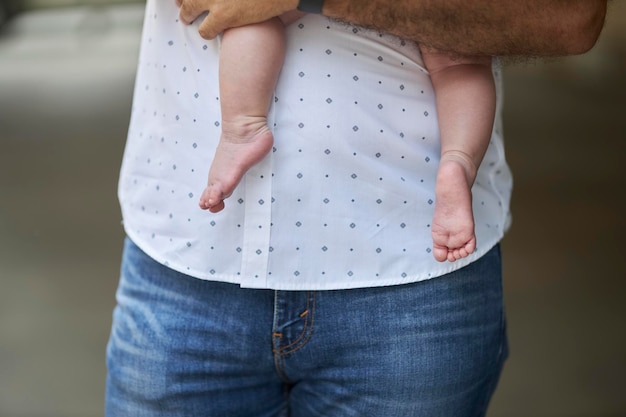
[0,2,624,416]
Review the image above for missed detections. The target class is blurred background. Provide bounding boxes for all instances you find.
[0,1,624,416]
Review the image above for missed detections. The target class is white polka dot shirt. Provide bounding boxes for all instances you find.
[118,0,513,290]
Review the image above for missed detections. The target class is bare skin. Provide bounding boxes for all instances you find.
[198,18,284,213]
[199,12,302,213]
[176,0,606,56]
[198,13,495,261]
[431,152,478,262]
[184,0,606,257]
[421,50,495,262]
[199,117,274,213]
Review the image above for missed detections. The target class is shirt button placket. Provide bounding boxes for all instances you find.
[239,152,273,288]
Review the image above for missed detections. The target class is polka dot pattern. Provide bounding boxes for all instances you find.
[118,1,512,290]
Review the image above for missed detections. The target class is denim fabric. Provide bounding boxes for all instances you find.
[105,238,508,417]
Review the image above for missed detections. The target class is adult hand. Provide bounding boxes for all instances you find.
[177,0,298,39]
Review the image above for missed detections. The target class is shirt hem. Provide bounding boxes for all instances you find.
[124,226,504,291]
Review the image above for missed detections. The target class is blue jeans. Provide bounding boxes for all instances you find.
[106,238,507,417]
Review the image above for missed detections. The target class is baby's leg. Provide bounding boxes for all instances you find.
[200,17,286,213]
[421,48,495,262]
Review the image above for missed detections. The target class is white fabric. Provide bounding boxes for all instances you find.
[118,0,513,290]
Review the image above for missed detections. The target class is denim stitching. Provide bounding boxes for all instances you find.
[272,291,291,383]
[273,292,316,357]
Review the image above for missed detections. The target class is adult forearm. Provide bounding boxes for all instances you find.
[178,0,606,56]
[323,0,607,56]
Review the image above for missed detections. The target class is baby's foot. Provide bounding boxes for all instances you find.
[431,156,477,262]
[199,116,274,213]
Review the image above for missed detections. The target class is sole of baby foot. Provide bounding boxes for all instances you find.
[431,159,477,262]
[200,125,274,213]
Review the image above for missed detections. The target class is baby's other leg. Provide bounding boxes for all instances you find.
[431,152,477,262]
[200,17,286,213]
[421,48,495,261]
